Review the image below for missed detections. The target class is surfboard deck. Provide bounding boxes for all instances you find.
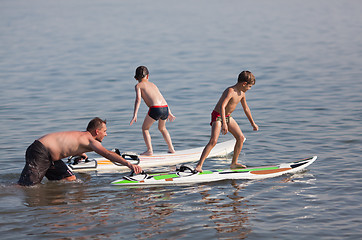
[111,156,317,186]
[67,139,236,172]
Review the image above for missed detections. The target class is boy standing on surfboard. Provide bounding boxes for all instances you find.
[130,66,176,155]
[195,71,259,172]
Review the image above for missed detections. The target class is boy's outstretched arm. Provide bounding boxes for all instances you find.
[241,97,259,131]
[130,85,142,126]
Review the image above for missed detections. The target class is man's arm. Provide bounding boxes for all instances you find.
[241,97,259,131]
[89,139,142,173]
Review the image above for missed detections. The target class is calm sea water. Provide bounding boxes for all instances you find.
[1,0,361,239]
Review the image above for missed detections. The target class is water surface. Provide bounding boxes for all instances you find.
[0,0,361,239]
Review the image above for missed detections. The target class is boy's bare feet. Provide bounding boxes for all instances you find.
[141,150,153,156]
[230,163,247,169]
[195,166,203,173]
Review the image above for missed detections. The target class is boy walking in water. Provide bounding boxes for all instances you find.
[130,66,176,155]
[195,71,259,172]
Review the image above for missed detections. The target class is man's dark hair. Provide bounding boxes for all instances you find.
[87,117,107,131]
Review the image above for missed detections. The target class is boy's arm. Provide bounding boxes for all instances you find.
[241,97,259,131]
[130,85,142,126]
[220,88,233,134]
[167,106,176,122]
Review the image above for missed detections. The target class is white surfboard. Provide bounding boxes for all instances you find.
[67,139,236,172]
[111,156,317,186]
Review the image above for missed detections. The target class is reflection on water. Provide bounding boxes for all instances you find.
[198,181,252,239]
[0,164,346,239]
[130,188,176,237]
[22,181,87,207]
[111,182,255,239]
[19,182,121,238]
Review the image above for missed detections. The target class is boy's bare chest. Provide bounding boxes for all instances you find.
[229,94,243,104]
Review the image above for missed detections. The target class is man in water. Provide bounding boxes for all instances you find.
[18,117,142,186]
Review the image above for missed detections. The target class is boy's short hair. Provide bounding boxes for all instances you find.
[87,117,107,131]
[238,71,255,85]
[134,66,149,80]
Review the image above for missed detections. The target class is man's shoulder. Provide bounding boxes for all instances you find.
[67,131,91,141]
[78,132,96,147]
[79,131,92,138]
[64,130,86,135]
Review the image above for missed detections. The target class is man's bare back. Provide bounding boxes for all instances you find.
[39,131,95,161]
